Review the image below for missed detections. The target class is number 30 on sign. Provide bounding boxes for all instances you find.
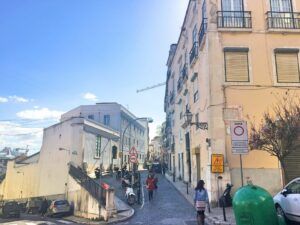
[211,154,224,173]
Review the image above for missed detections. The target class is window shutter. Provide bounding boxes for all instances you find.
[225,51,249,82]
[276,53,300,83]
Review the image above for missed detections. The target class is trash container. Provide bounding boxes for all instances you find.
[233,184,284,225]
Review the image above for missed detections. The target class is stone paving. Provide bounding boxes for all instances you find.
[102,172,199,225]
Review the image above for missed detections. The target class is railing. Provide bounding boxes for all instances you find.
[189,42,199,64]
[69,164,106,206]
[266,11,300,29]
[181,64,188,80]
[199,18,208,46]
[169,91,175,104]
[177,76,183,92]
[217,11,252,28]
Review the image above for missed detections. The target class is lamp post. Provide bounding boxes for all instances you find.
[183,109,208,184]
[121,117,153,169]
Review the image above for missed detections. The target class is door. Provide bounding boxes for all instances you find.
[185,132,192,183]
[221,0,244,27]
[196,153,201,182]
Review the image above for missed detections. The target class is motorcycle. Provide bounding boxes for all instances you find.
[219,183,233,207]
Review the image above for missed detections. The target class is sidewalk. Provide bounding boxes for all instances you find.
[165,173,236,225]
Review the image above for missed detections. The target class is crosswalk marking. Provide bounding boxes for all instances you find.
[57,220,73,224]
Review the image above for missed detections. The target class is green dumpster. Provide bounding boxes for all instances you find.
[233,184,286,225]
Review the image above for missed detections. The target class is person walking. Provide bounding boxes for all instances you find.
[146,174,156,201]
[194,180,209,225]
[40,198,49,217]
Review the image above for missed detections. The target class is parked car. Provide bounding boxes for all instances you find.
[274,177,300,223]
[151,162,162,173]
[27,197,43,214]
[47,200,71,217]
[0,201,20,218]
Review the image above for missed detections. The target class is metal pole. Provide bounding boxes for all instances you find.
[240,154,244,186]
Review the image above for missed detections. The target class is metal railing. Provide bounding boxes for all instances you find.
[177,76,183,92]
[169,91,175,104]
[181,64,188,80]
[266,11,300,29]
[189,42,199,64]
[217,11,252,28]
[69,164,106,206]
[199,18,208,46]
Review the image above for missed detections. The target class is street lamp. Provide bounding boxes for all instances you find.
[121,117,153,168]
[59,147,78,155]
[184,109,208,130]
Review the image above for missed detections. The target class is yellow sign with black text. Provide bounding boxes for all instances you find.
[211,154,224,173]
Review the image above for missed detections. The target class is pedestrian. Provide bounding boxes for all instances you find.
[40,198,49,217]
[146,174,156,201]
[194,180,209,225]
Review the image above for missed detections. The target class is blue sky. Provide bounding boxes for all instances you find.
[0,0,189,153]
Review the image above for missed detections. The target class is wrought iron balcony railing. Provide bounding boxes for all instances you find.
[181,64,188,81]
[266,11,300,29]
[189,42,199,64]
[199,18,208,46]
[217,11,252,28]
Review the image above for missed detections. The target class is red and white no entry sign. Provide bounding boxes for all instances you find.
[233,125,244,136]
[230,121,249,155]
[129,146,138,163]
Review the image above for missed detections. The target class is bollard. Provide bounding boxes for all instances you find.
[222,197,227,221]
[186,182,189,195]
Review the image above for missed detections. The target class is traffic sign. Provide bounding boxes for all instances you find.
[230,121,249,154]
[211,154,224,173]
[129,146,138,163]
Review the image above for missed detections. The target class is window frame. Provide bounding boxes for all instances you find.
[104,114,110,126]
[95,135,101,158]
[224,47,250,83]
[274,48,300,84]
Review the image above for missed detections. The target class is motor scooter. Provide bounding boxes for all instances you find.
[125,185,136,205]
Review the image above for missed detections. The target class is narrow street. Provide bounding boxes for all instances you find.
[103,172,198,225]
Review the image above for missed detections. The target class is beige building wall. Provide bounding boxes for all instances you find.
[165,0,300,203]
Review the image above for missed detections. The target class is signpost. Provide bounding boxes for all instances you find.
[230,121,249,186]
[129,146,138,164]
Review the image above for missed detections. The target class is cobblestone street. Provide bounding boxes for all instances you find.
[102,172,199,225]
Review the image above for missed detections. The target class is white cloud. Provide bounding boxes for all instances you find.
[0,121,43,153]
[9,95,30,103]
[0,97,8,103]
[16,108,64,120]
[83,92,98,102]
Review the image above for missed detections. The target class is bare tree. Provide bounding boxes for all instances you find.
[249,93,300,185]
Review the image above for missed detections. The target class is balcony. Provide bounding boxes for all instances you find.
[169,91,175,104]
[189,42,199,65]
[181,64,188,81]
[266,12,300,29]
[177,76,183,92]
[217,11,252,28]
[199,18,207,47]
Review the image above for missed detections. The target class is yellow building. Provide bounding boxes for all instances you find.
[164,0,300,204]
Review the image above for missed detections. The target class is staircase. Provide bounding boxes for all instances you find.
[69,164,105,206]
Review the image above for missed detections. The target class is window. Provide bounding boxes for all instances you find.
[270,0,292,12]
[287,180,300,194]
[224,48,250,82]
[202,0,207,19]
[195,113,199,130]
[192,75,199,103]
[193,25,198,44]
[275,49,300,83]
[95,135,101,158]
[104,115,110,126]
[88,114,94,120]
[222,0,244,11]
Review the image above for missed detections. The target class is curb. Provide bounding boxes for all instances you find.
[165,174,235,225]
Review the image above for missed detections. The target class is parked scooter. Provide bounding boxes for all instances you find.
[219,183,233,207]
[125,186,136,205]
[121,172,136,205]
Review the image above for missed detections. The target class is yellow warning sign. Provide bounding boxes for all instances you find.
[211,154,224,173]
